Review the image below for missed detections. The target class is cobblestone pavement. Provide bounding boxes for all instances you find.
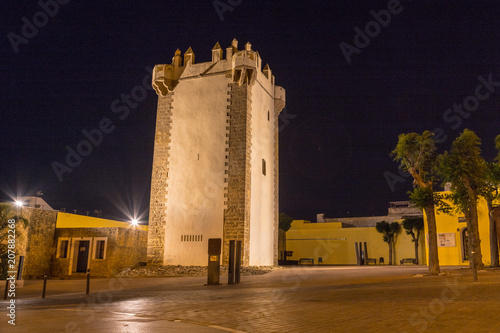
[2,266,500,332]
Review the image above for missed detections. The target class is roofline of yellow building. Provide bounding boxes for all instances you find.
[56,212,148,231]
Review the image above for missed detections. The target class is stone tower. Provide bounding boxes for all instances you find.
[147,39,285,266]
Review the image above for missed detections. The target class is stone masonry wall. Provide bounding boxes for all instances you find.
[223,82,252,265]
[22,208,58,279]
[52,227,147,277]
[147,93,174,264]
[111,227,147,274]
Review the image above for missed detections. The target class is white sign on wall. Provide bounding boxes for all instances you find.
[438,233,456,247]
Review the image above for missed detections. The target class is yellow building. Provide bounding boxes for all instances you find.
[53,213,148,277]
[6,205,147,279]
[423,191,497,266]
[286,220,426,265]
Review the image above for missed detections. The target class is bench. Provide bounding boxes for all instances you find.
[400,258,417,265]
[298,258,314,265]
[365,258,377,265]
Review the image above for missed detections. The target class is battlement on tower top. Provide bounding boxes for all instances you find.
[152,38,283,109]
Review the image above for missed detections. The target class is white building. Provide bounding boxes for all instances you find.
[317,201,423,227]
[16,196,54,211]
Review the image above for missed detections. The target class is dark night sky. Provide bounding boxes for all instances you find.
[1,1,500,222]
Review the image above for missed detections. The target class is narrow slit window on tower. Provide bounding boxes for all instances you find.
[262,159,266,176]
[268,111,270,121]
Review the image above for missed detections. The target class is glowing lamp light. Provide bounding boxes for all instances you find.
[131,219,139,226]
[15,200,24,207]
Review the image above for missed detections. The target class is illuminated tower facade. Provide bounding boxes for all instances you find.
[147,39,285,266]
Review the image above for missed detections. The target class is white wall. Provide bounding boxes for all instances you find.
[164,74,229,265]
[249,77,276,266]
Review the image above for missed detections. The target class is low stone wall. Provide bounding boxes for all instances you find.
[117,265,281,278]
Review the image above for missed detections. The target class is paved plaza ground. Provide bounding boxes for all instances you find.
[1,265,500,332]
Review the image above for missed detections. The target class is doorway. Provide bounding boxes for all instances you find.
[69,239,92,274]
[460,227,469,261]
[69,238,93,275]
[76,241,90,272]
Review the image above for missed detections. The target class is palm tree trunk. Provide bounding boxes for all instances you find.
[388,242,393,265]
[468,195,483,271]
[414,238,419,265]
[464,209,477,282]
[425,204,440,274]
[487,199,499,267]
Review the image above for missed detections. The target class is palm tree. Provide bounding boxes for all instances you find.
[278,213,293,261]
[376,221,401,265]
[402,217,424,264]
[392,131,440,274]
[482,162,500,267]
[437,129,486,279]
